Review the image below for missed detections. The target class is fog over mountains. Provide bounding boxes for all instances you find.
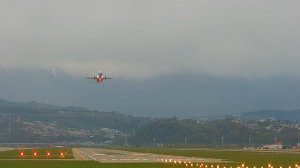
[1,68,300,118]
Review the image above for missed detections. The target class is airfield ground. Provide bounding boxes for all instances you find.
[1,147,300,168]
[0,147,13,152]
[72,148,224,163]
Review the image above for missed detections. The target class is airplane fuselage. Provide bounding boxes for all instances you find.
[86,72,112,84]
[95,75,106,83]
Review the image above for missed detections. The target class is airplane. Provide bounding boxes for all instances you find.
[86,71,113,83]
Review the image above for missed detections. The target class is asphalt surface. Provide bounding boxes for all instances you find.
[72,148,223,163]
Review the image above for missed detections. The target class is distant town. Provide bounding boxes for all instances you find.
[0,99,300,148]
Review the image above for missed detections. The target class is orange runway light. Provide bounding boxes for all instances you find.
[33,150,38,159]
[60,151,65,158]
[19,151,25,158]
[46,151,51,158]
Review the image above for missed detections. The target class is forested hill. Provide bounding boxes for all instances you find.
[241,110,300,121]
[0,99,300,146]
[0,99,148,132]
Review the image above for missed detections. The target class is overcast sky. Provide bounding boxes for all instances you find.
[1,0,300,79]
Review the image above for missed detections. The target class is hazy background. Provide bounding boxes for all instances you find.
[1,1,300,117]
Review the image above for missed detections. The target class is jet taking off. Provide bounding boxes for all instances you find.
[86,71,113,83]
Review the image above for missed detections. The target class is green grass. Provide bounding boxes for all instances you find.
[1,147,300,168]
[0,160,171,168]
[0,148,170,168]
[0,148,73,159]
[0,160,99,168]
[121,147,300,168]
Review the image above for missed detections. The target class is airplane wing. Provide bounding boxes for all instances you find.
[85,77,95,79]
[105,77,113,79]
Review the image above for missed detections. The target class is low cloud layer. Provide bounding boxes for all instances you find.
[1,1,300,79]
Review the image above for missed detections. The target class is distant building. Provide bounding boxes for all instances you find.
[262,143,282,149]
[262,139,283,149]
[292,142,300,149]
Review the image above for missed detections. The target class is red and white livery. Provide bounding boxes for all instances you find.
[86,71,113,83]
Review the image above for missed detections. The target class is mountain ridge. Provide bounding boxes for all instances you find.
[1,68,300,117]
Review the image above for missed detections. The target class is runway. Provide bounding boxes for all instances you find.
[72,148,224,163]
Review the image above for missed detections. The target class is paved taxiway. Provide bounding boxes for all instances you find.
[72,148,224,163]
